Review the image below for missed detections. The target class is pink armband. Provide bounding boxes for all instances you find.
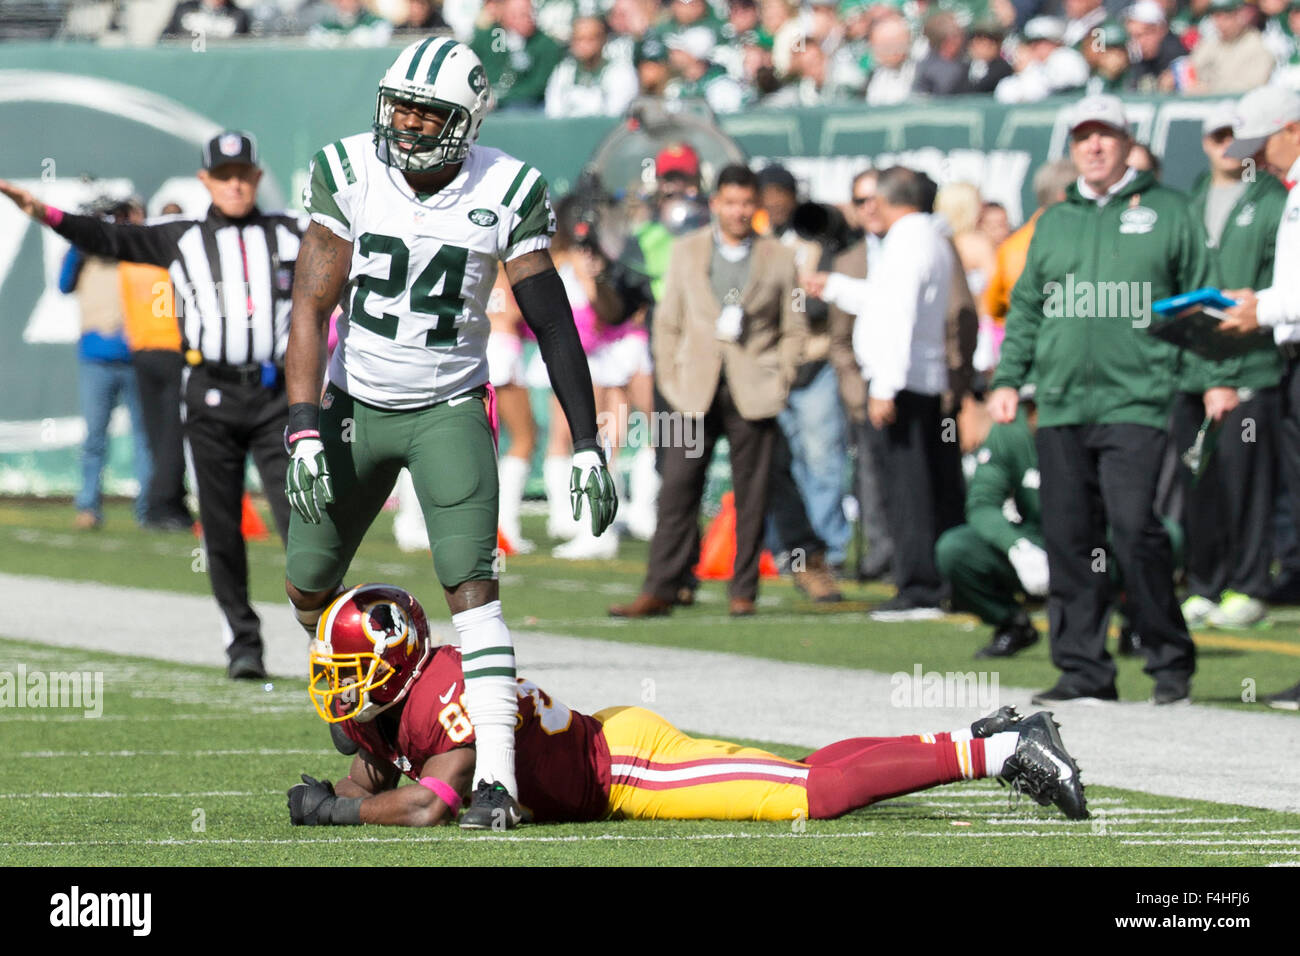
[287,429,320,445]
[44,206,64,228]
[419,776,462,812]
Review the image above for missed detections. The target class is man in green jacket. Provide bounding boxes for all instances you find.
[936,401,1045,659]
[1173,105,1287,631]
[988,95,1240,706]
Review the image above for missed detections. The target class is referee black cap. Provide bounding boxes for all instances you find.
[202,130,259,170]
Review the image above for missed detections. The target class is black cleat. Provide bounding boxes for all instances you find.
[998,711,1089,820]
[459,780,528,830]
[970,705,1024,738]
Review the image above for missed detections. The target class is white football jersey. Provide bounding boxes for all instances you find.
[303,134,555,409]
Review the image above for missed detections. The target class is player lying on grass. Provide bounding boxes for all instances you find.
[287,584,1089,827]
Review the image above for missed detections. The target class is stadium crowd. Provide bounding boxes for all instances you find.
[30,0,1300,110]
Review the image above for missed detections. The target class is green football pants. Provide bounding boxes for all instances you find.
[934,525,1023,627]
[286,384,498,593]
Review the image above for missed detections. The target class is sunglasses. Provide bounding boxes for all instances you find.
[1207,128,1233,144]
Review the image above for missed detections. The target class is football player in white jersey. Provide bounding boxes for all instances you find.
[283,37,617,830]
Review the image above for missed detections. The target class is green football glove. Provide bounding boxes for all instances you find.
[286,430,334,524]
[570,448,618,536]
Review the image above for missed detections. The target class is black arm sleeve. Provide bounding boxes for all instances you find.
[512,267,600,453]
[52,213,186,268]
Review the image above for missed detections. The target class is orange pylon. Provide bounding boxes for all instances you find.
[241,493,270,541]
[693,492,779,580]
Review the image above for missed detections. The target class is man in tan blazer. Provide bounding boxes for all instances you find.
[610,164,808,618]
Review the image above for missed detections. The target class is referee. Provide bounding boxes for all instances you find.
[1,130,304,680]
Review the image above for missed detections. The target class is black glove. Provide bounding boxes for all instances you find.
[287,774,338,826]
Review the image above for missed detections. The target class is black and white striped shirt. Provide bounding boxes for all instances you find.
[52,204,307,367]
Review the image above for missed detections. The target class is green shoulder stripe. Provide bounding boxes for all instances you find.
[329,141,357,186]
[306,149,349,228]
[509,175,553,245]
[501,163,534,208]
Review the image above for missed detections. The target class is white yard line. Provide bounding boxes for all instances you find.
[3,572,1299,814]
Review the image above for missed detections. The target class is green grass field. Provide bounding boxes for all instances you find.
[2,499,1298,866]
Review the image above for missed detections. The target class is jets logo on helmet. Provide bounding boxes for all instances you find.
[373,37,495,173]
[309,584,434,724]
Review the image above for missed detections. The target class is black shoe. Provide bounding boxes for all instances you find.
[1116,625,1142,658]
[330,722,359,755]
[1265,680,1300,711]
[971,705,1023,738]
[1150,673,1191,706]
[227,653,266,680]
[459,780,528,830]
[1031,682,1118,705]
[998,711,1089,820]
[975,616,1039,658]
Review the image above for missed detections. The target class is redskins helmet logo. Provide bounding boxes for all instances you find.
[361,601,414,652]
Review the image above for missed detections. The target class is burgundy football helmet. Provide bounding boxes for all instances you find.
[309,584,433,724]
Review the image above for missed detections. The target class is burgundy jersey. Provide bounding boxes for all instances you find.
[339,645,612,821]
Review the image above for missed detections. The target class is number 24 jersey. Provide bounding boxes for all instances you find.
[304,134,556,410]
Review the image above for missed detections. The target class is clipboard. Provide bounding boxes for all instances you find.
[1148,288,1261,359]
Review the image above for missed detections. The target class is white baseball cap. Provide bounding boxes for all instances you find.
[666,25,716,61]
[1124,0,1166,24]
[1064,94,1130,136]
[1201,100,1238,137]
[1225,84,1300,158]
[1023,15,1066,42]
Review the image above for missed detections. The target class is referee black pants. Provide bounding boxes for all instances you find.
[1036,423,1195,693]
[183,368,291,664]
[133,349,190,525]
[1170,388,1277,602]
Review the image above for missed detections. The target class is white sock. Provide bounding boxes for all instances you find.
[627,446,660,535]
[452,600,518,798]
[497,455,530,545]
[984,731,1020,779]
[544,455,579,539]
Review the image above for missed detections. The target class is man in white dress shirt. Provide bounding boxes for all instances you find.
[811,166,964,617]
[1220,83,1300,710]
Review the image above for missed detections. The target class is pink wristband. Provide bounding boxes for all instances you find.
[419,776,462,812]
[287,429,320,445]
[44,206,64,228]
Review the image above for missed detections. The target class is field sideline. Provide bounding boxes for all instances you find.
[2,499,1298,866]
